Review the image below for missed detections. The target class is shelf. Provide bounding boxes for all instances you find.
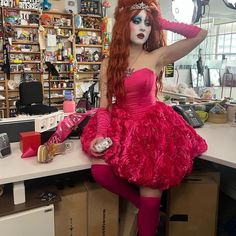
[3,7,39,12]
[162,90,200,100]
[75,44,103,48]
[78,62,101,65]
[44,72,73,74]
[11,25,38,28]
[79,14,102,18]
[77,78,99,82]
[44,79,73,82]
[44,88,74,91]
[10,51,40,54]
[0,107,7,110]
[75,28,101,32]
[43,25,73,29]
[42,11,73,16]
[44,96,64,99]
[78,71,100,74]
[11,61,41,64]
[10,71,41,74]
[52,61,72,64]
[11,41,39,45]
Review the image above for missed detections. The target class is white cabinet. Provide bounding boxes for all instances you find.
[0,205,55,236]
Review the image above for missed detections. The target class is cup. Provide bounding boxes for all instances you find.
[196,111,209,122]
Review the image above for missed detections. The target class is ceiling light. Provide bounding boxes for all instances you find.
[172,0,210,24]
[223,0,236,9]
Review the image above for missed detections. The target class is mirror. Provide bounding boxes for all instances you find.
[209,69,221,87]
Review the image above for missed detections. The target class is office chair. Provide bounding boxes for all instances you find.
[16,81,58,115]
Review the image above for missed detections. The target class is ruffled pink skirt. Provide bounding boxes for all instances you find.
[81,102,207,189]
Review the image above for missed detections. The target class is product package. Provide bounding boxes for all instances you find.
[19,131,41,158]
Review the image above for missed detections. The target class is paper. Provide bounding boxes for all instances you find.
[47,34,57,47]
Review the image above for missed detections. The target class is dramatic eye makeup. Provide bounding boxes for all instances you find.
[131,16,151,26]
[131,16,142,24]
[144,19,151,26]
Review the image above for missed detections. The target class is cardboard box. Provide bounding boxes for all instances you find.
[166,172,220,236]
[84,181,119,236]
[119,198,138,236]
[54,184,87,236]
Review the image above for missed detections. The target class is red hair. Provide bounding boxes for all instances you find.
[107,0,166,106]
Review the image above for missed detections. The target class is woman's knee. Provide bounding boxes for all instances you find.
[92,159,108,165]
[140,187,162,198]
[91,164,112,187]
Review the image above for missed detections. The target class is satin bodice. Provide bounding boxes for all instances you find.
[116,68,157,116]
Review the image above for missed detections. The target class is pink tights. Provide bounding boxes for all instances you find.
[91,164,140,208]
[91,164,161,236]
[137,196,161,236]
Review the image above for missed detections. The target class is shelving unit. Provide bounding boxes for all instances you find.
[40,11,74,110]
[0,6,104,117]
[0,8,6,117]
[1,7,41,117]
[74,13,102,100]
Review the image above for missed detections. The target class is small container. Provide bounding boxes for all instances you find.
[63,100,75,113]
[227,104,236,122]
[63,91,75,113]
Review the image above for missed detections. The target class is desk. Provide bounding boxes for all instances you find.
[197,122,236,168]
[0,122,235,204]
[0,140,91,204]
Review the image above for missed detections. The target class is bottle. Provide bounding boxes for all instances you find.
[62,46,68,60]
[61,46,65,61]
[63,91,75,113]
[57,48,62,61]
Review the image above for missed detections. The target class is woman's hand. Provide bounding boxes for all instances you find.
[90,137,105,157]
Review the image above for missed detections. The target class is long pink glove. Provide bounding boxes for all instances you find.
[160,18,202,38]
[96,108,111,138]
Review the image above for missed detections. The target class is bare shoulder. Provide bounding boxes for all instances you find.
[101,57,109,68]
[148,47,167,68]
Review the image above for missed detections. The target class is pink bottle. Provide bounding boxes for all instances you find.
[63,99,76,113]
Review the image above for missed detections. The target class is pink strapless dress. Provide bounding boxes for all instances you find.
[81,68,207,189]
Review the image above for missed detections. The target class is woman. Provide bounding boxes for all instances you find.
[81,0,208,235]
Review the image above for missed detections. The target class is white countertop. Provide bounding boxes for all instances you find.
[0,140,91,185]
[0,122,235,186]
[197,122,236,168]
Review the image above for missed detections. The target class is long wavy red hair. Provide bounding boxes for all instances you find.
[107,0,166,106]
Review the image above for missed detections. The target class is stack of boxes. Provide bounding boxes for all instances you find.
[54,181,119,236]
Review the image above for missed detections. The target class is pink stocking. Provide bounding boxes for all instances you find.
[91,164,140,208]
[137,196,161,236]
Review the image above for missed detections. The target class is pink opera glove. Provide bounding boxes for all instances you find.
[160,18,201,38]
[95,108,111,138]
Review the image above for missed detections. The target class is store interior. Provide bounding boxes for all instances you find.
[0,0,236,236]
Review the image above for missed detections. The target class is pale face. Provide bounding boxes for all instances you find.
[130,10,151,45]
